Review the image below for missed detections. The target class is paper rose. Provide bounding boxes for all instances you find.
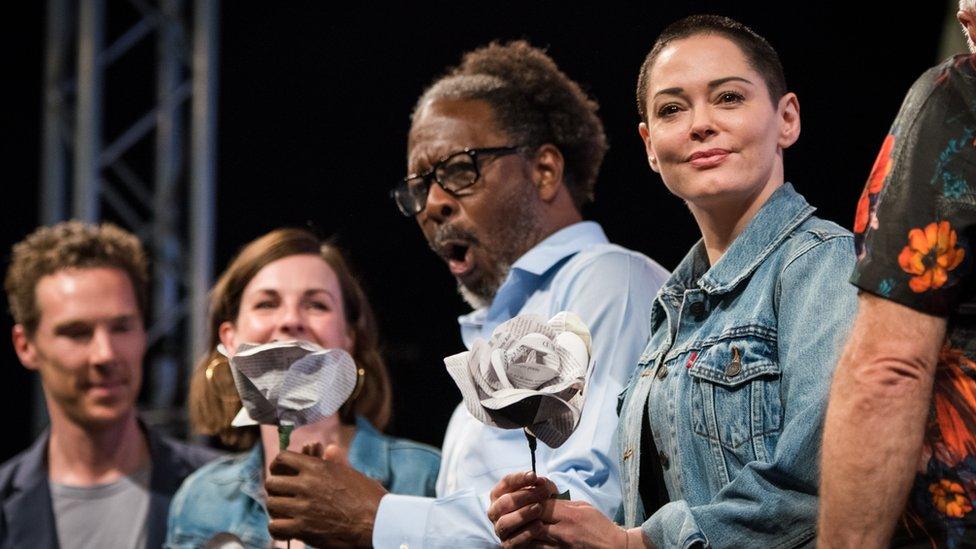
[444,311,592,450]
[219,340,359,449]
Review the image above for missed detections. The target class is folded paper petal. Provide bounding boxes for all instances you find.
[225,340,358,429]
[443,312,592,448]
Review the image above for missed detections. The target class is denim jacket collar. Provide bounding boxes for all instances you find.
[239,416,391,505]
[663,183,815,298]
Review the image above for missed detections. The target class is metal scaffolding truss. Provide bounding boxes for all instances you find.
[38,0,219,435]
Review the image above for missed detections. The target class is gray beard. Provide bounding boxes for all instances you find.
[429,177,545,311]
[456,260,510,310]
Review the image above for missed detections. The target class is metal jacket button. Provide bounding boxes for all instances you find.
[725,347,742,377]
[656,365,668,380]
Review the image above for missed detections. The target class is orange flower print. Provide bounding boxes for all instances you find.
[898,221,965,292]
[929,346,976,467]
[929,479,973,518]
[854,134,896,234]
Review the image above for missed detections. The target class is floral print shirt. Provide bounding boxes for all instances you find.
[853,54,976,548]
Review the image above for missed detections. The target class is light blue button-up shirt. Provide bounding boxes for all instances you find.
[373,221,669,548]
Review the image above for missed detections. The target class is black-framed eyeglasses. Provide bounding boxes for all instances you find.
[391,146,522,217]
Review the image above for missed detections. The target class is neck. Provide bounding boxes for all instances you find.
[47,408,148,486]
[260,414,356,478]
[688,174,783,266]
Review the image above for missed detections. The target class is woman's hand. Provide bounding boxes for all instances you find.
[487,472,649,548]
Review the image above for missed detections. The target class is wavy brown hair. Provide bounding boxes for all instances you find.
[188,228,392,450]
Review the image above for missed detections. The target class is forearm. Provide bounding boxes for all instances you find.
[819,299,942,547]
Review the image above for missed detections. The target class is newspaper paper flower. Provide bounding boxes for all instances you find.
[219,340,359,449]
[444,311,592,450]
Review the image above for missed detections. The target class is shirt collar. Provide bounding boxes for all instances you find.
[458,221,608,346]
[665,183,814,296]
[509,221,608,276]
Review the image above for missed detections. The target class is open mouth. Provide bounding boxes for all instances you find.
[443,241,475,277]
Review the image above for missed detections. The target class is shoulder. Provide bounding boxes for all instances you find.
[0,433,48,495]
[168,450,252,521]
[386,436,441,466]
[370,431,440,496]
[780,215,855,269]
[167,449,268,547]
[895,56,976,132]
[147,428,223,489]
[554,242,669,291]
[176,450,248,492]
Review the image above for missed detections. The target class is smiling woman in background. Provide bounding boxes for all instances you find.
[486,15,858,548]
[164,228,440,548]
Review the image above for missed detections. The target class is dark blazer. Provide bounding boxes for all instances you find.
[0,421,218,549]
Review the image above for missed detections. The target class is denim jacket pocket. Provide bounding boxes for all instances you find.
[687,334,782,477]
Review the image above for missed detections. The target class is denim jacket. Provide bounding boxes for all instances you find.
[164,416,440,548]
[617,184,858,548]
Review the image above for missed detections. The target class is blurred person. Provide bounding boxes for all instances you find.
[820,2,976,546]
[0,221,217,549]
[164,228,440,548]
[487,15,858,547]
[263,41,669,547]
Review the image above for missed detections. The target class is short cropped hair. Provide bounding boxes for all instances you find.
[636,14,787,123]
[414,40,607,210]
[5,221,148,336]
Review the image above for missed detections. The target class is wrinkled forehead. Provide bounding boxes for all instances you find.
[407,98,507,170]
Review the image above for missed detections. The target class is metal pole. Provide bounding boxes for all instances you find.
[35,0,74,438]
[151,0,185,408]
[189,0,218,369]
[73,0,104,221]
[41,0,71,226]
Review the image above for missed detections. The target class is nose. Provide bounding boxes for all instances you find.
[688,106,717,142]
[89,326,118,367]
[276,301,308,340]
[420,180,458,225]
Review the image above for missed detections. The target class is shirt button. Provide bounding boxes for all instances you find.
[623,447,634,460]
[656,365,668,380]
[659,451,670,470]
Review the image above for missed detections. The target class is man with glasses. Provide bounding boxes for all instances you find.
[265,40,669,547]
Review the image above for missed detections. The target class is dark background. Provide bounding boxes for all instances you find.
[0,2,950,459]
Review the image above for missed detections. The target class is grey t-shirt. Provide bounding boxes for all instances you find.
[49,466,150,549]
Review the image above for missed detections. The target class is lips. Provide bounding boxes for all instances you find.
[687,148,731,168]
[441,241,475,277]
[86,379,128,398]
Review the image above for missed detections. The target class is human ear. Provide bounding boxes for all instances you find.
[777,92,801,149]
[218,321,238,356]
[532,144,566,202]
[638,122,661,173]
[12,325,38,371]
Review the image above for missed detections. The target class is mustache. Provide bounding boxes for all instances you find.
[428,224,480,254]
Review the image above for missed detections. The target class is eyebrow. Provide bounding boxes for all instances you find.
[53,315,136,334]
[653,76,754,99]
[250,288,336,299]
